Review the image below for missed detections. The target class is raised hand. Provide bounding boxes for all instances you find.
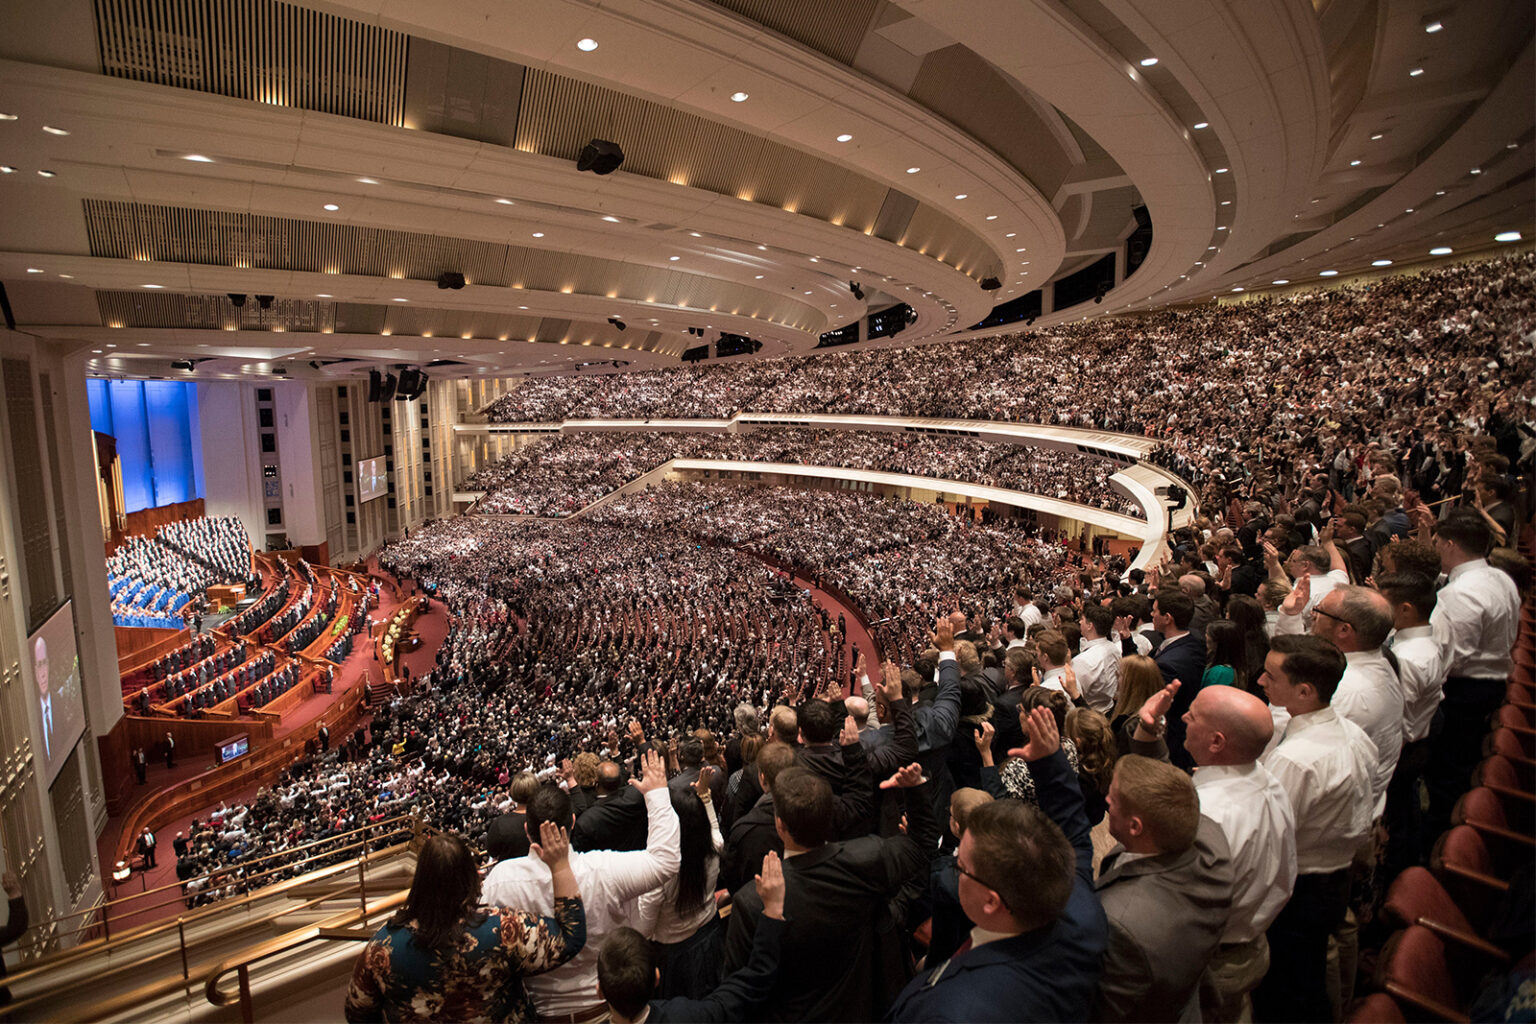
[692,764,715,801]
[755,851,786,920]
[880,660,904,703]
[529,820,571,867]
[1137,679,1181,734]
[1061,660,1080,700]
[932,616,955,652]
[1008,706,1061,761]
[838,715,860,748]
[1280,572,1310,616]
[631,749,667,794]
[879,762,927,790]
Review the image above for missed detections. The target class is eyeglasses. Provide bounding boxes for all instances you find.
[1312,607,1353,629]
[955,859,1011,910]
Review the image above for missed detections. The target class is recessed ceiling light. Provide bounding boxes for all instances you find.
[26,267,43,273]
[1217,225,1228,230]
[36,169,55,177]
[532,231,544,238]
[601,215,621,223]
[518,305,529,310]
[730,91,749,102]
[1005,232,1016,237]
[836,133,853,143]
[316,293,333,298]
[1370,133,1385,140]
[906,166,920,174]
[1495,230,1522,242]
[754,274,764,279]
[58,273,72,279]
[0,113,16,120]
[41,125,69,135]
[1193,121,1209,130]
[0,166,13,173]
[1139,57,1159,67]
[1319,269,1339,277]
[92,349,103,354]
[496,198,514,205]
[1350,159,1361,167]
[1469,167,1481,175]
[954,193,967,200]
[143,283,163,288]
[1424,19,1443,32]
[323,203,339,211]
[1231,286,1244,292]
[1429,247,1453,255]
[183,154,213,162]
[669,255,680,261]
[358,176,379,184]
[1016,247,1027,252]
[1214,167,1229,174]
[576,37,598,51]
[1372,259,1393,267]
[1272,279,1289,285]
[1408,67,1424,77]
[804,290,812,294]
[393,297,408,302]
[1507,142,1520,150]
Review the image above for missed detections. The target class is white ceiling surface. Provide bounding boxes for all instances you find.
[0,0,1530,378]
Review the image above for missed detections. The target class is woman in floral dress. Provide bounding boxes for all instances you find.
[345,822,585,1022]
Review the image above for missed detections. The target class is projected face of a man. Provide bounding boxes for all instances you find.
[34,636,49,697]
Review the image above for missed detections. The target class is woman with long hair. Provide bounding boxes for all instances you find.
[635,769,724,999]
[1224,595,1271,696]
[1110,654,1164,738]
[344,825,584,1023]
[1202,620,1248,690]
[1065,706,1119,825]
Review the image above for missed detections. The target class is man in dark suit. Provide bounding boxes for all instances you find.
[721,743,796,893]
[722,761,936,1021]
[1151,591,1206,771]
[668,738,724,808]
[989,648,1032,762]
[573,760,648,852]
[485,808,531,861]
[887,707,1108,1022]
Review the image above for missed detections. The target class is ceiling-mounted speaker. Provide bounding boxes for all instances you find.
[576,139,625,175]
[979,276,1002,291]
[228,293,247,308]
[368,369,382,402]
[436,272,466,290]
[255,295,274,309]
[379,373,397,402]
[1131,205,1151,231]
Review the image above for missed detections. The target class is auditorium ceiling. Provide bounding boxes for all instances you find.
[0,0,1530,380]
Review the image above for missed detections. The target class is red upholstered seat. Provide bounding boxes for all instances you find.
[1474,754,1534,796]
[1453,786,1536,842]
[1376,926,1469,1023]
[1430,826,1509,927]
[1487,726,1535,764]
[1382,867,1509,966]
[1496,703,1534,732]
[1344,992,1406,1023]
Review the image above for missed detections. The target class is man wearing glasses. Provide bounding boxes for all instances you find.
[887,707,1107,1022]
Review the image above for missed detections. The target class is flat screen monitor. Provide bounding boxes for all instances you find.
[29,601,87,786]
[217,733,250,765]
[358,456,388,503]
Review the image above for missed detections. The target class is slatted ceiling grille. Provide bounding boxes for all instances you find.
[93,0,406,125]
[95,290,335,331]
[706,0,881,66]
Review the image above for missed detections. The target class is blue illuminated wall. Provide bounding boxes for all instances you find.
[86,379,205,512]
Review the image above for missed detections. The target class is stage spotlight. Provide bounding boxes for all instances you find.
[436,272,466,290]
[979,276,1002,291]
[849,281,865,300]
[228,293,247,308]
[255,295,274,309]
[576,139,625,175]
[607,317,627,331]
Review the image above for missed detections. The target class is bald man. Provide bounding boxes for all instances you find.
[1310,585,1403,818]
[1129,682,1298,1023]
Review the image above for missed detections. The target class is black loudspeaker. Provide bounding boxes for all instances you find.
[436,272,466,290]
[379,374,398,402]
[980,276,1002,291]
[396,369,421,399]
[368,369,382,402]
[1131,204,1151,231]
[576,139,625,175]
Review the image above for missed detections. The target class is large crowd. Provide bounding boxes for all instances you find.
[106,517,254,628]
[466,428,1141,518]
[121,255,1533,1024]
[484,254,1535,510]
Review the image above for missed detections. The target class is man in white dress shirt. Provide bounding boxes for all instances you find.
[1425,511,1521,837]
[481,750,679,1024]
[1251,635,1376,1024]
[1375,571,1447,877]
[1128,681,1298,1023]
[1072,604,1120,714]
[1311,586,1403,818]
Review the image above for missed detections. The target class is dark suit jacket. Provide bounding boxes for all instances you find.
[886,749,1108,1023]
[1153,633,1206,770]
[650,914,785,1023]
[723,782,937,1022]
[990,683,1027,762]
[721,793,781,895]
[485,810,530,862]
[572,786,648,852]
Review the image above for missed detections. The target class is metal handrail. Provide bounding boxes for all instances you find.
[0,841,416,1022]
[5,814,418,972]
